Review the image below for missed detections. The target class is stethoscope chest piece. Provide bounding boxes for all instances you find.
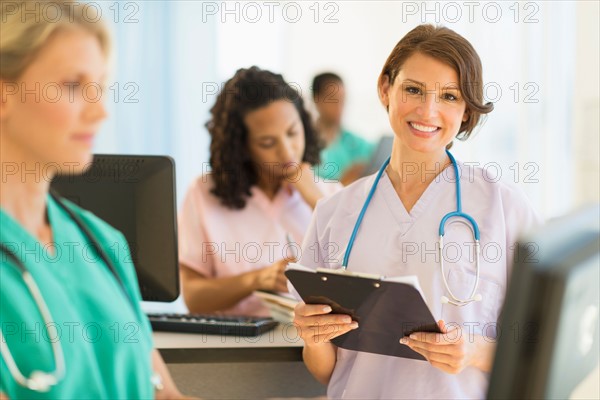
[342,149,484,307]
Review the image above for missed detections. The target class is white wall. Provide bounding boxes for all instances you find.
[573,1,600,209]
[98,1,598,220]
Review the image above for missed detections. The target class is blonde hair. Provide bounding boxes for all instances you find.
[0,0,111,79]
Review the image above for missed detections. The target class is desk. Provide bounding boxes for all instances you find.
[155,324,600,399]
[155,324,327,399]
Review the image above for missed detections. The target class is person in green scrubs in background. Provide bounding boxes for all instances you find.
[0,1,187,398]
[312,72,375,185]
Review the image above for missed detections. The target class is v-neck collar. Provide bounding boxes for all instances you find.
[0,194,62,259]
[378,164,454,235]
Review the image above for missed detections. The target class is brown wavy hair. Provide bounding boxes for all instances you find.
[378,24,494,142]
[206,66,321,209]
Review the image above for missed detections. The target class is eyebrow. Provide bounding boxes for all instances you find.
[255,119,300,141]
[443,84,460,90]
[60,72,108,85]
[287,119,301,131]
[402,79,425,87]
[402,79,461,91]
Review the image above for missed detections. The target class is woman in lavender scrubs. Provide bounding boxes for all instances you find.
[292,24,542,399]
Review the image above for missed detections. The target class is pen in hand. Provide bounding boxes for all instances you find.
[285,232,298,260]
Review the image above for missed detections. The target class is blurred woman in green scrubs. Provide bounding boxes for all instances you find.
[0,1,186,398]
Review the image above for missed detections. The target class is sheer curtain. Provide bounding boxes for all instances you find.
[96,1,217,312]
[97,1,216,208]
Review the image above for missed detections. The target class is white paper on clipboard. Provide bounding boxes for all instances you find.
[286,262,426,300]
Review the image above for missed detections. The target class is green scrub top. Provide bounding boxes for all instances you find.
[0,195,154,399]
[316,128,375,181]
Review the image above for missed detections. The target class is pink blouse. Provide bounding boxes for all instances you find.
[178,173,339,316]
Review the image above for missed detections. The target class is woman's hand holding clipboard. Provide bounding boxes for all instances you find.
[285,263,442,360]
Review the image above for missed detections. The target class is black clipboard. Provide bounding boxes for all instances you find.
[285,265,442,360]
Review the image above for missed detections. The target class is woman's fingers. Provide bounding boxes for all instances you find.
[409,345,455,365]
[259,258,293,291]
[275,277,289,292]
[277,258,294,270]
[403,336,456,352]
[300,323,358,345]
[293,303,358,344]
[299,316,356,330]
[401,328,473,374]
[407,331,458,346]
[295,317,358,340]
[295,302,332,317]
[298,313,354,327]
[265,258,294,291]
[310,325,358,343]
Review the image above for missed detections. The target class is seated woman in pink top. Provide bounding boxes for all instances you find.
[178,67,339,316]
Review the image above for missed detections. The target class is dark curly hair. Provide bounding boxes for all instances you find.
[206,66,321,210]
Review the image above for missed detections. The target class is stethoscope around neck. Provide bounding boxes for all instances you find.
[0,192,137,393]
[0,246,66,392]
[341,149,482,307]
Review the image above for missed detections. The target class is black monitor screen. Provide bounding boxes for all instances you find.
[488,206,599,399]
[51,154,179,302]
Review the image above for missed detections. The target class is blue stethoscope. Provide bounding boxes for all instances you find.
[342,149,482,306]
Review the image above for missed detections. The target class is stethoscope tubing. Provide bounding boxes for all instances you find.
[0,192,136,392]
[342,149,482,306]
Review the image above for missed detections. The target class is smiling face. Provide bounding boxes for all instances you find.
[379,52,468,156]
[244,99,306,183]
[0,28,108,175]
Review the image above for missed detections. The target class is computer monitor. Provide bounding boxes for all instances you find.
[51,154,180,302]
[487,205,600,399]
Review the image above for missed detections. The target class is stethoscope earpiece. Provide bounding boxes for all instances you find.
[473,293,483,302]
[441,296,450,304]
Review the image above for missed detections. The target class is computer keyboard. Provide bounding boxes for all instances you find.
[147,313,279,336]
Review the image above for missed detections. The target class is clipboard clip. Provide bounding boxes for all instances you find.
[316,268,386,282]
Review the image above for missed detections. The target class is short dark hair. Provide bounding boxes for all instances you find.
[378,24,494,140]
[206,66,321,210]
[312,72,343,99]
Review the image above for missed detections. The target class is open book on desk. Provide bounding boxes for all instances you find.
[285,263,441,361]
